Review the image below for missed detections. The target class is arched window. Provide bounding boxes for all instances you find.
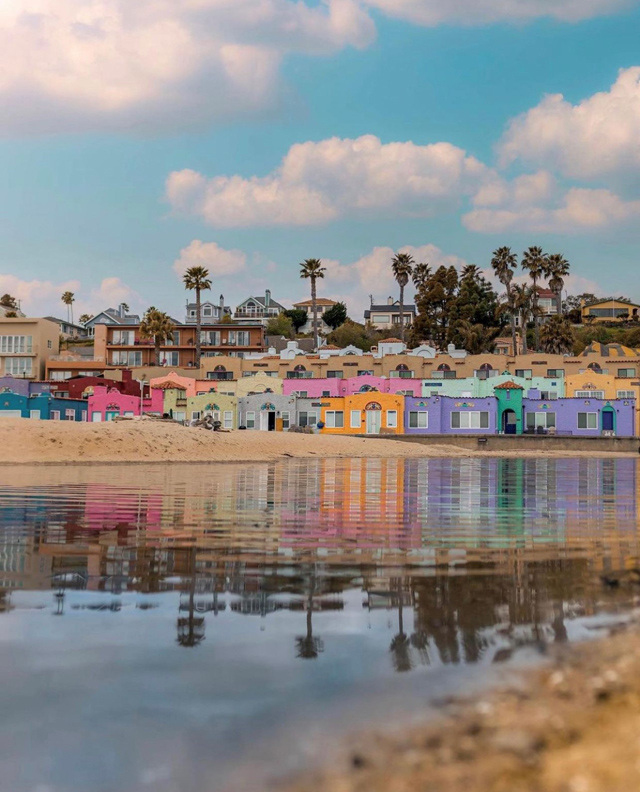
[214,365,226,372]
[396,364,409,372]
[294,364,306,372]
[479,363,493,371]
[359,384,373,392]
[588,362,602,372]
[437,363,451,371]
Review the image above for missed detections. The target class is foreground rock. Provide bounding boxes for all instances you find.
[283,616,640,792]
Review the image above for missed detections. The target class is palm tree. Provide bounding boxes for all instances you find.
[521,246,546,351]
[545,253,570,317]
[78,313,93,326]
[139,308,175,366]
[61,291,75,324]
[491,247,518,356]
[299,259,326,350]
[391,252,415,342]
[183,266,212,368]
[412,262,431,291]
[539,315,574,354]
[511,284,537,355]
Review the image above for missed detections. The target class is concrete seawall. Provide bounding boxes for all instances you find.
[362,434,640,453]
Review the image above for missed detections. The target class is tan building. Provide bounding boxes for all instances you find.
[292,298,338,335]
[582,299,640,324]
[0,317,59,379]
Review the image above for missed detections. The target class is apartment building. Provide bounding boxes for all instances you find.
[364,297,416,330]
[94,321,266,370]
[0,318,60,380]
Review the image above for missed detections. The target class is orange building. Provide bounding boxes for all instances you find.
[319,392,404,435]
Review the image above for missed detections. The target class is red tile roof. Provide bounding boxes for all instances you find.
[494,380,524,390]
[379,337,404,343]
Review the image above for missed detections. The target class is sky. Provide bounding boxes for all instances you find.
[1,0,640,322]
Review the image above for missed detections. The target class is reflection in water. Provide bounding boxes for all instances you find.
[0,458,638,791]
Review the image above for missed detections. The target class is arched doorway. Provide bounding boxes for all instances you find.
[601,405,616,435]
[364,401,382,435]
[260,401,277,432]
[502,409,517,435]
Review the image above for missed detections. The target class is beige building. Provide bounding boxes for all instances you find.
[0,318,60,380]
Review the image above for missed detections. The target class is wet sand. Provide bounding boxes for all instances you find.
[283,612,640,792]
[0,418,636,464]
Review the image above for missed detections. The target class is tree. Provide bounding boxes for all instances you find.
[391,252,415,342]
[412,263,431,291]
[61,291,75,324]
[521,246,546,350]
[322,301,347,331]
[511,283,537,355]
[265,313,294,338]
[326,319,382,352]
[78,313,93,326]
[139,308,175,366]
[0,294,18,310]
[540,315,574,354]
[409,265,459,349]
[545,253,570,316]
[183,266,212,369]
[283,308,308,334]
[299,259,326,350]
[491,247,518,356]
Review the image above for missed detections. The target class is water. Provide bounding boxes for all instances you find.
[0,457,638,792]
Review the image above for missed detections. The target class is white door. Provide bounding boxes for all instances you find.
[366,410,381,434]
[0,411,22,419]
[260,412,269,431]
[92,412,103,422]
[30,410,41,420]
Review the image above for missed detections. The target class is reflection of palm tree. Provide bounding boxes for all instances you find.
[177,548,205,648]
[390,582,413,672]
[295,576,324,660]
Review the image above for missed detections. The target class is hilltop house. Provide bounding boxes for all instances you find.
[84,304,142,337]
[235,290,286,326]
[364,298,416,330]
[292,298,338,335]
[581,298,640,324]
[185,295,231,324]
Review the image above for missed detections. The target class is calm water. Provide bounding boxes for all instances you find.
[0,457,638,792]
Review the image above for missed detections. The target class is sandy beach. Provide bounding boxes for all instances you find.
[0,418,636,464]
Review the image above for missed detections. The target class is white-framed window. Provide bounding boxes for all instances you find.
[4,358,33,376]
[29,410,40,420]
[578,412,598,430]
[293,391,308,398]
[298,411,317,428]
[246,411,256,428]
[0,335,33,353]
[81,411,87,422]
[201,331,221,346]
[65,409,75,421]
[281,411,290,429]
[389,370,414,379]
[617,368,636,378]
[111,351,142,366]
[575,391,604,399]
[236,331,250,346]
[451,411,490,429]
[203,306,212,317]
[325,410,344,428]
[159,351,179,367]
[515,369,532,379]
[50,410,61,420]
[386,410,398,428]
[539,391,558,400]
[617,390,636,399]
[327,371,343,378]
[174,411,186,422]
[112,330,134,345]
[350,410,361,428]
[191,411,201,420]
[123,411,135,418]
[409,411,428,429]
[223,411,233,429]
[526,412,556,430]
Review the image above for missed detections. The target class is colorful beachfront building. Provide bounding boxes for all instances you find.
[403,395,497,435]
[0,392,87,420]
[319,392,405,435]
[238,394,298,431]
[283,375,421,399]
[87,385,163,421]
[187,393,237,427]
[565,370,640,434]
[0,377,59,397]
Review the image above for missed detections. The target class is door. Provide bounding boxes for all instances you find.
[268,412,276,431]
[106,411,119,421]
[602,410,615,433]
[502,410,517,435]
[29,410,41,420]
[92,412,103,422]
[366,410,381,434]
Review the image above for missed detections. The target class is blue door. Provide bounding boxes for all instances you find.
[602,410,614,433]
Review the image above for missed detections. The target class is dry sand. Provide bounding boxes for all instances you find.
[283,613,640,792]
[0,418,635,464]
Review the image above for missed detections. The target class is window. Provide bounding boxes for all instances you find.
[111,351,142,366]
[223,411,233,429]
[327,371,343,378]
[112,330,134,345]
[578,412,598,430]
[526,412,556,430]
[547,369,564,378]
[0,335,33,354]
[618,368,636,378]
[191,411,201,420]
[451,411,490,429]
[409,411,429,429]
[350,410,361,428]
[515,369,532,379]
[29,410,40,420]
[373,314,391,324]
[431,370,457,380]
[4,358,33,376]
[390,370,415,379]
[170,331,181,346]
[236,331,250,346]
[575,391,604,399]
[159,351,180,367]
[325,410,344,428]
[246,411,256,428]
[65,410,76,421]
[358,370,374,376]
[201,331,221,346]
[386,410,398,428]
[539,391,558,400]
[617,390,636,399]
[281,411,290,429]
[286,370,313,379]
[298,411,317,427]
[203,306,212,317]
[47,341,52,349]
[50,410,61,420]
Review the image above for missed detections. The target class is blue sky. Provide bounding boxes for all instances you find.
[1,0,639,321]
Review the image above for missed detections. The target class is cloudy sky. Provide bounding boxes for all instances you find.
[1,0,639,321]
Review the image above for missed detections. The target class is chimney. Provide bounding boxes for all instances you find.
[219,294,224,316]
[265,289,271,307]
[388,296,393,305]
[119,303,126,318]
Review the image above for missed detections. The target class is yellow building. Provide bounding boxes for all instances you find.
[319,392,404,435]
[565,370,640,434]
[582,299,640,324]
[186,393,237,428]
[232,374,283,397]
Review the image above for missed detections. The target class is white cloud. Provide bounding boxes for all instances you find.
[498,67,640,180]
[464,187,640,234]
[363,0,634,25]
[173,240,247,278]
[0,274,80,317]
[166,135,493,227]
[0,0,375,135]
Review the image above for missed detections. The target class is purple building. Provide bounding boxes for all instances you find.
[523,394,635,437]
[0,377,57,397]
[282,375,422,398]
[404,395,498,435]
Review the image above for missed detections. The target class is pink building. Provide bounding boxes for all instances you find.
[282,375,422,398]
[87,385,164,421]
